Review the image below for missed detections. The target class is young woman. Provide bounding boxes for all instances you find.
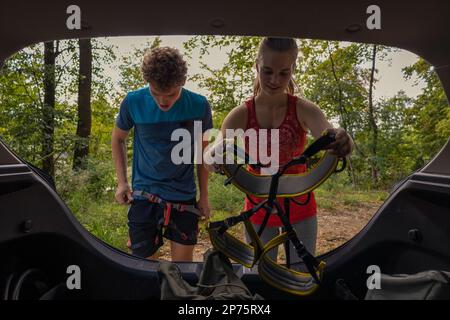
[206,37,353,262]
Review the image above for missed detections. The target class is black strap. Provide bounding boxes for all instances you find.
[291,192,311,206]
[279,131,336,175]
[283,198,291,269]
[302,131,335,158]
[224,164,244,186]
[246,194,259,206]
[257,205,272,237]
[287,231,321,283]
[273,200,321,283]
[209,200,267,234]
[334,157,347,173]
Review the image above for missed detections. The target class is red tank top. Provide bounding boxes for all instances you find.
[244,94,317,227]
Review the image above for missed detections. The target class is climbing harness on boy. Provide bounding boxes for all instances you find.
[131,190,202,250]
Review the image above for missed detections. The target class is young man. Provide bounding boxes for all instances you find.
[112,47,212,262]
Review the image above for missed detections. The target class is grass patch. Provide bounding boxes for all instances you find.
[207,173,245,215]
[315,183,388,212]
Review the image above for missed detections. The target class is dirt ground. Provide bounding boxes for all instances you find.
[154,201,381,262]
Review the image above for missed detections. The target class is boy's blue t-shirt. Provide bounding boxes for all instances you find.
[116,86,213,201]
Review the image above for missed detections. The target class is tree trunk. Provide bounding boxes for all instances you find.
[328,44,357,188]
[42,41,56,177]
[73,38,92,170]
[368,44,379,184]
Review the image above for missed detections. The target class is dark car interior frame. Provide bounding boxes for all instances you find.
[0,0,449,299]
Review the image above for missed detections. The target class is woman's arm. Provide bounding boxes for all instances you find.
[298,98,353,157]
[203,104,248,172]
[220,103,248,134]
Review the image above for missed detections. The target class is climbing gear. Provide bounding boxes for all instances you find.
[219,134,342,198]
[208,131,346,296]
[131,191,202,250]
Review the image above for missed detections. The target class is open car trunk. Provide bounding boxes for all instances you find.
[0,0,449,299]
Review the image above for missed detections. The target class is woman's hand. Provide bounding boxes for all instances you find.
[203,146,223,173]
[324,128,353,158]
[203,139,233,173]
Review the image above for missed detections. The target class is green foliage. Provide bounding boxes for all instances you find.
[208,172,245,214]
[56,157,116,200]
[1,43,71,165]
[0,39,117,171]
[402,59,450,166]
[117,37,161,97]
[297,40,368,131]
[184,36,261,125]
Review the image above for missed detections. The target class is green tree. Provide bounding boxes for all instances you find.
[117,37,161,96]
[183,36,261,125]
[42,41,57,176]
[403,59,450,168]
[73,38,93,170]
[0,41,79,171]
[376,91,415,185]
[0,38,117,178]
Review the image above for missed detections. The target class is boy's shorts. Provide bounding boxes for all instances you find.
[127,198,199,258]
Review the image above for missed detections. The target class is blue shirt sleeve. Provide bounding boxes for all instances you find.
[202,99,213,133]
[115,94,134,131]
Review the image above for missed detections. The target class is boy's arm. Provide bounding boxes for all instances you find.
[197,140,210,219]
[112,126,133,204]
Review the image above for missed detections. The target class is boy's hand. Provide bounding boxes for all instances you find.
[115,182,133,205]
[197,196,211,220]
[324,128,353,158]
